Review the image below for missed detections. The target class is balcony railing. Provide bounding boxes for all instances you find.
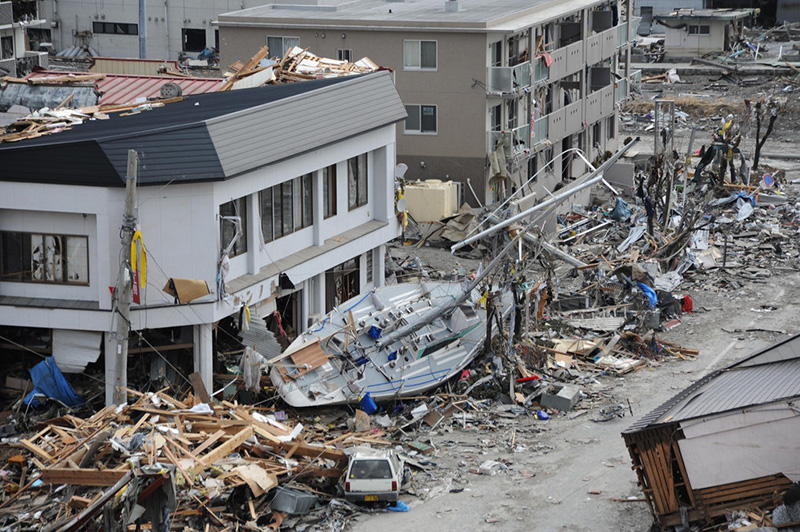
[617,17,641,46]
[533,56,548,83]
[487,61,531,93]
[488,123,531,156]
[615,78,628,102]
[532,117,548,145]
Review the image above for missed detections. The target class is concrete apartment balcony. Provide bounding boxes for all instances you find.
[533,55,549,85]
[532,116,548,147]
[486,61,531,97]
[617,17,641,48]
[487,123,531,156]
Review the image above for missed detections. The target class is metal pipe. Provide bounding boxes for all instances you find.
[452,137,639,252]
[483,212,586,268]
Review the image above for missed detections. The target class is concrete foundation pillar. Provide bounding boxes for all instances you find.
[193,323,213,394]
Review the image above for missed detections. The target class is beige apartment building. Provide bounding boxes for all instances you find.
[218,0,638,206]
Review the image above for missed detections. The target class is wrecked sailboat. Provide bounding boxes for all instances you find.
[269,280,513,407]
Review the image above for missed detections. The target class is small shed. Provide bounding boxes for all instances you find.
[622,333,800,528]
[655,9,757,57]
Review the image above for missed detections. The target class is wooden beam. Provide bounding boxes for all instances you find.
[41,468,128,486]
[189,372,213,404]
[199,426,254,468]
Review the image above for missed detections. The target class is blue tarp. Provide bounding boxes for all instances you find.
[24,357,83,407]
[637,282,658,309]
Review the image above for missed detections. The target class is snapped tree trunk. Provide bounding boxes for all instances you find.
[753,103,778,171]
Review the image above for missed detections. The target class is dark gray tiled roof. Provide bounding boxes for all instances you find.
[0,72,406,187]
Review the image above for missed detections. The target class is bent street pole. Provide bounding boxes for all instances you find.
[452,137,639,253]
[111,150,138,406]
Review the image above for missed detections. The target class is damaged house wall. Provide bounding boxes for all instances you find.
[622,332,800,528]
[0,72,406,404]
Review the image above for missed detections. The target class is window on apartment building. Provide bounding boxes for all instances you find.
[527,155,538,183]
[323,165,337,219]
[348,154,368,210]
[267,36,300,58]
[220,198,248,257]
[92,22,138,35]
[404,104,437,134]
[403,40,436,70]
[507,99,517,129]
[592,121,601,148]
[688,25,710,35]
[490,104,502,132]
[489,41,502,67]
[259,174,314,243]
[365,250,373,283]
[1,36,12,59]
[182,28,206,52]
[337,49,353,62]
[607,116,615,139]
[1,231,89,284]
[325,257,360,310]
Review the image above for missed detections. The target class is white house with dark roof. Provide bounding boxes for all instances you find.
[0,71,405,405]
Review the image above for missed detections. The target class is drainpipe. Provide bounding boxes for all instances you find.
[164,0,169,58]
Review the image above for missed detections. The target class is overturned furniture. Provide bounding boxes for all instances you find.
[622,333,800,529]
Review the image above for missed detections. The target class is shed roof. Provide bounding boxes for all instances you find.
[623,332,800,434]
[0,71,406,187]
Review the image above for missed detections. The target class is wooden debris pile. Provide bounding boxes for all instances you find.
[0,382,392,531]
[0,97,182,144]
[220,46,380,91]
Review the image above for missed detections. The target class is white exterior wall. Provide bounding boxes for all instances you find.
[0,124,400,335]
[677,401,800,490]
[664,20,728,56]
[44,0,269,59]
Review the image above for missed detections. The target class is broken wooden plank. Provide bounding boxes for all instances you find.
[41,468,129,486]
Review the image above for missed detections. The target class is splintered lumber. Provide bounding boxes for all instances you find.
[199,426,254,468]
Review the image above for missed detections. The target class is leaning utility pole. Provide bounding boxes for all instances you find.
[112,150,138,405]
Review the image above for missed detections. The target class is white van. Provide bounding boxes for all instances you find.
[342,447,405,503]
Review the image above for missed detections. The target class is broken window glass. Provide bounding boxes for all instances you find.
[0,231,87,284]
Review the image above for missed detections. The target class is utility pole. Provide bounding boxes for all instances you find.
[112,150,138,405]
[138,0,146,59]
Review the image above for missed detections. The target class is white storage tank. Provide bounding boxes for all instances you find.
[403,179,459,222]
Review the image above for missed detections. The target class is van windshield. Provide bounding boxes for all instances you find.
[349,459,393,480]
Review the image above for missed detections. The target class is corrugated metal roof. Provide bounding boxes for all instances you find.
[209,71,407,177]
[623,333,800,434]
[238,318,282,361]
[24,71,223,106]
[52,329,102,373]
[95,75,223,105]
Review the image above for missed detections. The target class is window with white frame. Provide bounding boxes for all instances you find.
[490,104,501,132]
[489,41,502,67]
[267,36,300,58]
[323,165,337,219]
[220,198,248,257]
[0,231,89,284]
[403,40,437,70]
[688,25,710,35]
[337,49,353,62]
[404,104,437,134]
[259,174,313,243]
[507,99,517,129]
[348,154,368,210]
